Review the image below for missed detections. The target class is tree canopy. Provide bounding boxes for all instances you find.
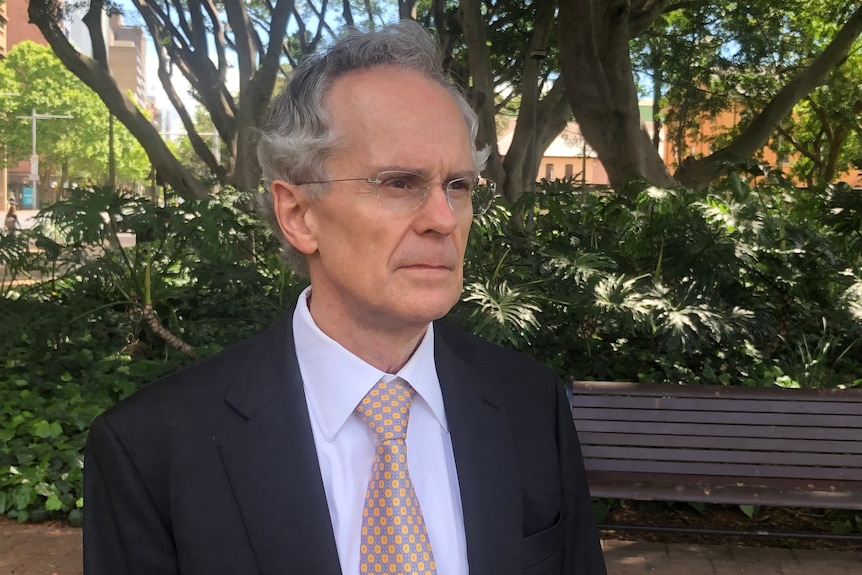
[25,0,862,200]
[559,0,862,192]
[0,41,149,194]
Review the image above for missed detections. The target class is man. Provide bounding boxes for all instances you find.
[84,21,607,575]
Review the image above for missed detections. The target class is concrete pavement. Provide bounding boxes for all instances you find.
[601,539,862,574]
[2,519,861,575]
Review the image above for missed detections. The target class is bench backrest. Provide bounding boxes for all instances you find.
[570,381,862,483]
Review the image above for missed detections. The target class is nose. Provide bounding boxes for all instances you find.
[420,182,459,212]
[414,183,459,234]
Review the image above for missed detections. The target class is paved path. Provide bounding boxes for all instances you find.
[1,520,861,575]
[0,521,81,575]
[601,539,862,574]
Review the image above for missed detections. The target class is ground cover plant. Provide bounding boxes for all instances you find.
[1,174,860,525]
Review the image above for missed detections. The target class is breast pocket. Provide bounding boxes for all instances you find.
[521,513,563,574]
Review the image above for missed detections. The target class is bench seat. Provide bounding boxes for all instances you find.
[570,380,862,510]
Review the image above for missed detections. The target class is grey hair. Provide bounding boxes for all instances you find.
[256,20,489,275]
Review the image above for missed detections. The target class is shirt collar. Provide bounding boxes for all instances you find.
[292,287,448,442]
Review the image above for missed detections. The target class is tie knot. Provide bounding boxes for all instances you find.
[356,377,415,441]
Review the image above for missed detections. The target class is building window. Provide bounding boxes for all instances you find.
[565,164,574,178]
[545,163,554,180]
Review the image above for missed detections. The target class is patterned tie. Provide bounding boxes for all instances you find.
[355,378,437,575]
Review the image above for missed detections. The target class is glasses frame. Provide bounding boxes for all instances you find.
[295,170,497,216]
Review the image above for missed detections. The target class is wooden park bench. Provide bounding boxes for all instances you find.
[569,380,862,537]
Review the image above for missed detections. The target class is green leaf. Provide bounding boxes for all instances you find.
[13,485,34,511]
[44,494,63,511]
[739,504,759,518]
[32,420,63,439]
[68,508,83,527]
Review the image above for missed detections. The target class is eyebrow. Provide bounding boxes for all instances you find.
[374,166,476,181]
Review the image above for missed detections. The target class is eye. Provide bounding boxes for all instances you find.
[447,177,474,194]
[378,172,423,191]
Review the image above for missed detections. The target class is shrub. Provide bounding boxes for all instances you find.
[1,187,296,522]
[454,176,862,387]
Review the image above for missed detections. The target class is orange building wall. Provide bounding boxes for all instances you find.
[7,0,48,46]
[662,103,862,186]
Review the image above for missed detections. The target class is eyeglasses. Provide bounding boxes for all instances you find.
[296,171,497,216]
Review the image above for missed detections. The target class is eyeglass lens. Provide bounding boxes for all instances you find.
[374,171,496,215]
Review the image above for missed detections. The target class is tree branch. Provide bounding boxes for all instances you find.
[28,0,210,199]
[675,4,862,189]
[459,0,504,188]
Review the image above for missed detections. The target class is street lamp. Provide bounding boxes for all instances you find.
[15,109,73,208]
[529,49,547,187]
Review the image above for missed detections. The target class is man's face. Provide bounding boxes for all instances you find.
[297,66,476,337]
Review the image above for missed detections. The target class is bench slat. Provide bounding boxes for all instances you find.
[573,419,861,441]
[572,394,862,416]
[584,458,862,481]
[584,472,862,509]
[571,381,862,403]
[572,406,862,428]
[581,445,862,474]
[577,431,862,455]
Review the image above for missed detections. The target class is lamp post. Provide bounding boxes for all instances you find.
[529,49,547,187]
[16,109,73,208]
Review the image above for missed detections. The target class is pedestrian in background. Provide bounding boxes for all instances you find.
[4,203,20,235]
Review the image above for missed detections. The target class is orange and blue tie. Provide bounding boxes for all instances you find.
[355,378,437,575]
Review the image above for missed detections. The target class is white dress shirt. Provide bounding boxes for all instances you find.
[293,288,468,575]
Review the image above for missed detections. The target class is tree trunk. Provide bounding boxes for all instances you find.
[501,78,572,201]
[61,160,69,199]
[228,0,295,192]
[558,0,862,193]
[399,0,418,19]
[558,0,676,194]
[458,0,504,187]
[460,0,571,203]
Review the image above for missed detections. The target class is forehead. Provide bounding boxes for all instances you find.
[324,66,473,170]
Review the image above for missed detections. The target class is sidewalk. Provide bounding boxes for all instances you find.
[601,539,862,574]
[1,519,861,575]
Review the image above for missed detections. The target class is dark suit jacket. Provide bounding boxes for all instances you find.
[83,313,607,574]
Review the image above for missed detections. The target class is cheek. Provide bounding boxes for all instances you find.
[328,218,400,270]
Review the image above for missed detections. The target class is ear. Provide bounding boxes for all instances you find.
[271,180,319,255]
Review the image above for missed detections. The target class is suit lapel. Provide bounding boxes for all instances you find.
[435,325,522,575]
[218,314,342,575]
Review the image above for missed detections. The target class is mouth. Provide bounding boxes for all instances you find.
[398,263,454,273]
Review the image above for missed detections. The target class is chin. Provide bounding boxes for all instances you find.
[403,291,460,323]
